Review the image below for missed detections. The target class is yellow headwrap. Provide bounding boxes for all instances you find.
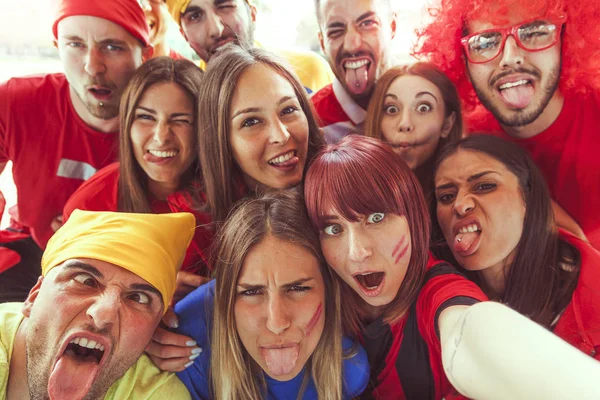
[166,0,255,26]
[42,210,196,313]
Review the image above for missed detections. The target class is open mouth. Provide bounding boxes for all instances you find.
[147,149,178,158]
[496,78,534,109]
[65,337,105,363]
[88,87,113,101]
[453,223,482,256]
[353,271,385,296]
[343,58,371,95]
[268,150,298,167]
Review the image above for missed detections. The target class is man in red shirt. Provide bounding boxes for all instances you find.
[0,0,153,302]
[311,0,397,143]
[415,0,600,249]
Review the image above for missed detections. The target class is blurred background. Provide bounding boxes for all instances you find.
[0,0,430,226]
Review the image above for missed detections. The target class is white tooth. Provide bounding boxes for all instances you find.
[99,344,105,352]
[72,337,81,345]
[148,149,178,158]
[86,340,97,349]
[467,226,475,233]
[94,342,102,350]
[499,79,529,90]
[79,338,88,348]
[344,59,369,69]
[459,227,467,234]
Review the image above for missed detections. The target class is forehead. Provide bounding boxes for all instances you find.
[467,10,547,33]
[187,0,246,11]
[57,15,138,43]
[386,75,442,102]
[50,258,156,288]
[436,149,512,182]
[239,236,322,284]
[231,64,296,108]
[319,0,388,25]
[138,82,193,108]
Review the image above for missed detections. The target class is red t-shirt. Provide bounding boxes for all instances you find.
[168,48,187,60]
[361,255,488,399]
[63,163,214,276]
[0,73,117,248]
[553,229,600,360]
[466,94,600,250]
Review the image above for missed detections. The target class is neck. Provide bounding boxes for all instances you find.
[69,87,119,133]
[478,261,508,300]
[7,319,30,400]
[500,90,565,139]
[359,301,385,324]
[152,41,170,58]
[148,179,180,201]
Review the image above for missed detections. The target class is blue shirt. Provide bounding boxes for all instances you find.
[175,280,370,399]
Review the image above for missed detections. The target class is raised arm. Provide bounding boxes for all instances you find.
[439,302,600,400]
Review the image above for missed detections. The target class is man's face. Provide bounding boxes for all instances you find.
[465,14,562,128]
[180,0,255,62]
[22,259,163,400]
[140,0,171,46]
[56,16,147,121]
[318,0,396,101]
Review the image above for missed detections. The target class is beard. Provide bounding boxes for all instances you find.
[74,88,120,120]
[470,61,561,127]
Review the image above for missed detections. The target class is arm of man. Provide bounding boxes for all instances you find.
[439,302,600,400]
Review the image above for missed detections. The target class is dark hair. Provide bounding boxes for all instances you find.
[118,56,204,212]
[197,46,325,224]
[304,135,430,333]
[434,135,579,328]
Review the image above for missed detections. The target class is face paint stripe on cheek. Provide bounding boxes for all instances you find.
[392,236,409,264]
[305,303,323,338]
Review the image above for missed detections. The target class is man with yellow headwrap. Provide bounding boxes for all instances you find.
[166,0,333,93]
[0,210,194,400]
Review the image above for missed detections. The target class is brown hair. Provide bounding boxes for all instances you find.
[197,45,325,224]
[434,135,579,328]
[211,189,343,400]
[304,135,430,333]
[118,56,204,212]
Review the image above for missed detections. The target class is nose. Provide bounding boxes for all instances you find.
[86,291,120,330]
[453,192,475,216]
[398,110,413,133]
[347,228,373,263]
[499,35,524,69]
[152,121,172,144]
[343,26,363,53]
[268,120,291,145]
[206,11,225,39]
[266,294,290,335]
[84,46,107,77]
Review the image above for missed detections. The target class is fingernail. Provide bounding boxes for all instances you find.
[168,318,179,329]
[184,361,193,368]
[191,347,203,355]
[189,353,200,361]
[185,340,197,347]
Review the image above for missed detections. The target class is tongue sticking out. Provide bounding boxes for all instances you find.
[345,64,369,95]
[453,231,479,254]
[261,345,300,376]
[499,84,534,108]
[48,351,100,400]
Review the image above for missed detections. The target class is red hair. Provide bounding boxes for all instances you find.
[413,0,600,112]
[304,135,430,331]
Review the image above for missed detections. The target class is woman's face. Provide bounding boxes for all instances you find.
[130,81,196,197]
[234,235,325,381]
[380,75,454,169]
[434,149,526,274]
[229,64,310,191]
[319,210,412,310]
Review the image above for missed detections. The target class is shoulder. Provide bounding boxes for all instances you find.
[1,73,67,99]
[311,84,335,106]
[174,280,215,341]
[341,336,370,397]
[105,355,191,399]
[63,163,120,220]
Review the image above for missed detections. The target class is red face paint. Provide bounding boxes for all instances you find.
[305,303,323,338]
[392,236,409,264]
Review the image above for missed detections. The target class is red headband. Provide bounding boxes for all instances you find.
[52,0,150,47]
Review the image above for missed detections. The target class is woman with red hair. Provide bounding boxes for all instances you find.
[303,134,600,399]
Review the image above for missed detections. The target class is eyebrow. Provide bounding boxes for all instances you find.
[130,283,162,300]
[237,277,315,290]
[61,35,128,46]
[356,11,376,23]
[231,96,296,120]
[435,171,500,191]
[182,5,203,17]
[326,11,376,30]
[136,106,193,118]
[416,91,438,102]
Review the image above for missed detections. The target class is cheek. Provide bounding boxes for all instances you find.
[380,116,396,139]
[234,302,263,334]
[130,127,149,158]
[320,240,345,274]
[390,235,410,265]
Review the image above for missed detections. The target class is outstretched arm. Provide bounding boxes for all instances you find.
[439,302,600,400]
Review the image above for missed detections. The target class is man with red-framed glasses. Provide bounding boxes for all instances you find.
[415,0,600,251]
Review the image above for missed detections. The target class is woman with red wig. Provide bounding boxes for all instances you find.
[303,134,600,399]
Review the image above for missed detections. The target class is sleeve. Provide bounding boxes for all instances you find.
[63,163,120,221]
[174,280,215,400]
[341,336,370,398]
[0,80,12,163]
[144,373,192,400]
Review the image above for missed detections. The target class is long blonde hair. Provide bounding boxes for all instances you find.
[211,189,343,400]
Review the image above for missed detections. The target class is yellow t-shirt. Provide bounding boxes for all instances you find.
[0,303,191,400]
[198,44,333,93]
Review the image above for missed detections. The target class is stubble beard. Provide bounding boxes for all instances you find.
[75,88,120,120]
[470,61,561,127]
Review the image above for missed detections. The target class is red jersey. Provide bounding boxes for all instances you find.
[466,94,600,250]
[0,74,117,248]
[553,229,600,360]
[311,79,366,144]
[361,256,488,399]
[63,163,214,276]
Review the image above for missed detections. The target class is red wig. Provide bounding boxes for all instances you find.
[304,135,430,329]
[413,0,600,112]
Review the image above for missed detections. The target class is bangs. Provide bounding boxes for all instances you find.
[305,140,409,231]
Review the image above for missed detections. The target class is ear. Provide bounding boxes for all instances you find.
[22,276,44,318]
[53,39,58,49]
[318,30,325,54]
[143,45,154,61]
[440,112,456,139]
[249,3,257,23]
[390,12,397,40]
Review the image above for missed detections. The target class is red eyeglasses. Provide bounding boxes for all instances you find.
[461,16,566,64]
